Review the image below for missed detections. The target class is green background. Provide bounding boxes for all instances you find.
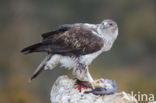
[0,0,155,103]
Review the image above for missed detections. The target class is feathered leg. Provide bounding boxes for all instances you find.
[73,63,105,89]
[73,63,94,83]
[44,55,62,70]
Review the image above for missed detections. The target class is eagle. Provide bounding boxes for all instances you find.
[21,19,118,88]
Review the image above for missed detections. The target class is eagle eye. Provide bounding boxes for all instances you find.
[109,23,113,26]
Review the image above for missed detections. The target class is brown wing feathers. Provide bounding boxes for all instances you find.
[41,24,72,40]
[21,43,43,54]
[60,26,104,55]
[21,24,72,54]
[21,24,104,56]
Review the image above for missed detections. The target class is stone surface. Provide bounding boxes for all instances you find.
[50,75,138,103]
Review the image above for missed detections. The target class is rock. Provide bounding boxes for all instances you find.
[50,75,138,103]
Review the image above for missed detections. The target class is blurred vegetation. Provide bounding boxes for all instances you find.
[0,0,155,103]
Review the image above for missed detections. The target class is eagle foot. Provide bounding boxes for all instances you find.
[74,80,89,92]
[76,79,117,95]
[90,79,105,89]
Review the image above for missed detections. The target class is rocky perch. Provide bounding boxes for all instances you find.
[50,75,138,103]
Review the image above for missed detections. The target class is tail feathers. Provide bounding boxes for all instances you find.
[29,54,52,82]
[21,43,43,54]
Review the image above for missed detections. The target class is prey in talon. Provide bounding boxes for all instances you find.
[76,79,117,95]
[21,19,119,95]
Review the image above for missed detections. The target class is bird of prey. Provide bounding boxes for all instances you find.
[21,19,118,88]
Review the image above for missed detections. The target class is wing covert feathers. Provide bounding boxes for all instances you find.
[21,24,104,56]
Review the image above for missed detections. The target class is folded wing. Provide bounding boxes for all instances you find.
[21,24,104,56]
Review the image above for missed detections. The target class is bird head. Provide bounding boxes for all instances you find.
[97,19,118,41]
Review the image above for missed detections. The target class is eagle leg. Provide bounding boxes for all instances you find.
[73,62,107,90]
[73,63,94,83]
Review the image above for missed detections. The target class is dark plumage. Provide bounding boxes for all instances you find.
[21,24,104,56]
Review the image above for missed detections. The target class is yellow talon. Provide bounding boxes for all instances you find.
[90,79,104,89]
